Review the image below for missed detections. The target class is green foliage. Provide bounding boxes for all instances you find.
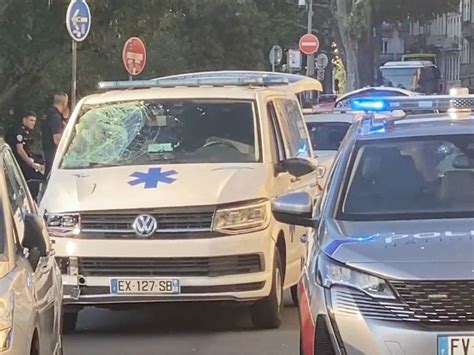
[0,0,300,130]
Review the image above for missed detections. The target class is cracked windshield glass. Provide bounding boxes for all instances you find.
[0,0,472,354]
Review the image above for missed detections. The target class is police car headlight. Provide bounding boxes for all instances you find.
[0,293,14,351]
[213,201,270,234]
[316,253,396,299]
[46,213,81,237]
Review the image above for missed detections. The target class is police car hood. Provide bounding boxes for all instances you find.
[40,163,269,213]
[323,218,474,280]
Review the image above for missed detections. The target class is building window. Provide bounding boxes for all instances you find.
[463,39,471,64]
[381,38,389,54]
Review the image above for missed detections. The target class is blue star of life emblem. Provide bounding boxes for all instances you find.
[128,167,178,189]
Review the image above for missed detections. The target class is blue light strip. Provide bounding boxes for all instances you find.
[350,94,474,112]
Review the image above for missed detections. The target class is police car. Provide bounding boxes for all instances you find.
[272,88,474,355]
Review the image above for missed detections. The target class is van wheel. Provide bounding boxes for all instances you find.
[291,285,299,306]
[250,248,283,329]
[62,312,78,333]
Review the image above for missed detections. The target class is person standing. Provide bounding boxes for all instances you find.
[5,112,45,199]
[42,92,69,176]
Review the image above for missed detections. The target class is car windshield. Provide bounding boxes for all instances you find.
[60,100,259,169]
[339,134,474,221]
[306,122,351,151]
[379,67,420,91]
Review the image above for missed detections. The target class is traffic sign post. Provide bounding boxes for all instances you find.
[315,53,329,70]
[66,0,91,109]
[269,45,283,72]
[299,33,319,77]
[122,37,147,79]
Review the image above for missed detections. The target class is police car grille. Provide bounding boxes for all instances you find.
[333,281,474,325]
[390,280,474,325]
[80,210,214,235]
[78,254,263,277]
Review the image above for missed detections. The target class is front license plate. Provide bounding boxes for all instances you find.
[110,279,180,295]
[438,335,474,355]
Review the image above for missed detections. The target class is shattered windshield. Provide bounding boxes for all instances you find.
[60,100,259,169]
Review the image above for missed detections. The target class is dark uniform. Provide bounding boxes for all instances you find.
[5,124,44,198]
[42,106,65,177]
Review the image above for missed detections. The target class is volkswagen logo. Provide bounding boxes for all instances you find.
[132,214,158,238]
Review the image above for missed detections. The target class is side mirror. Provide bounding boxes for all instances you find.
[272,192,318,228]
[23,213,48,261]
[279,158,315,178]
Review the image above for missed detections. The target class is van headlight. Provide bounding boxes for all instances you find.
[316,253,396,299]
[46,213,81,237]
[213,200,270,234]
[0,293,14,351]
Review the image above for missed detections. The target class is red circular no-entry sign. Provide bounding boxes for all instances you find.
[122,37,147,76]
[299,34,320,55]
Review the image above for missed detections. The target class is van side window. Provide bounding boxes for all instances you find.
[267,101,286,162]
[274,99,311,159]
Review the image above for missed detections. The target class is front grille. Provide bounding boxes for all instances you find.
[80,209,214,235]
[332,280,474,325]
[315,315,336,355]
[78,254,263,277]
[391,280,474,325]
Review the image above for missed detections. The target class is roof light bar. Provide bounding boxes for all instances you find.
[350,94,474,113]
[97,76,290,90]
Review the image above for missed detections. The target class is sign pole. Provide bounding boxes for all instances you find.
[129,75,133,82]
[306,0,315,77]
[66,0,91,110]
[71,40,77,109]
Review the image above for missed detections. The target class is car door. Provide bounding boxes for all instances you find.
[2,149,59,354]
[267,98,318,285]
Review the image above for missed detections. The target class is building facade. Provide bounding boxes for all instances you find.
[461,0,474,90]
[407,2,463,91]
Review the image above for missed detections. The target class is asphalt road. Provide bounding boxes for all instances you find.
[63,292,299,355]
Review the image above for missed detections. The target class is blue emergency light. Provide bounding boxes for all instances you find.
[351,99,388,112]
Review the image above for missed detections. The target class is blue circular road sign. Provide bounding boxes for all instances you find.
[66,0,92,42]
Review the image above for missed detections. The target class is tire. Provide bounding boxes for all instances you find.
[62,312,78,333]
[30,333,40,355]
[250,248,284,329]
[291,284,299,307]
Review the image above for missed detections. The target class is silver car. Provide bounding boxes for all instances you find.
[0,141,62,354]
[273,92,474,355]
[304,113,353,188]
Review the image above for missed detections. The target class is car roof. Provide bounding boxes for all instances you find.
[304,112,355,124]
[335,87,419,106]
[355,115,474,141]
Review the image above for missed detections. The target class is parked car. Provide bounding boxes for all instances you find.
[304,112,354,188]
[0,140,62,354]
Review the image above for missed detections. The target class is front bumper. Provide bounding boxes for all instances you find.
[300,277,474,355]
[53,230,274,305]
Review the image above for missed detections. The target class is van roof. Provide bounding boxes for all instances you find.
[82,85,288,106]
[381,61,435,68]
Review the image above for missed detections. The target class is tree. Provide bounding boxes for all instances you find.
[320,0,460,90]
[0,0,300,131]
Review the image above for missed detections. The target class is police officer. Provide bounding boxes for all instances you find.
[42,92,69,177]
[5,111,45,199]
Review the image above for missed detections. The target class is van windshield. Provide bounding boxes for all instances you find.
[379,67,420,91]
[60,100,259,169]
